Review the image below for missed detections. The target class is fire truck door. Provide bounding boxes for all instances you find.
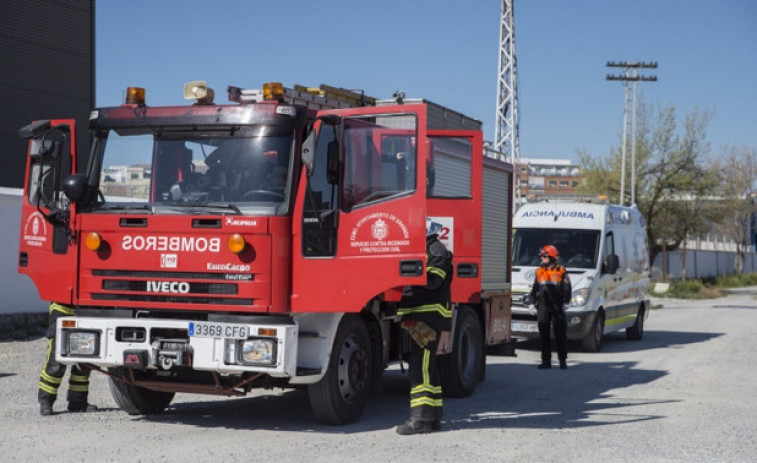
[292,115,427,312]
[17,119,79,304]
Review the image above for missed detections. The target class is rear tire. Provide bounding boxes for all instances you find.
[582,311,604,352]
[308,314,372,425]
[107,368,175,415]
[626,305,645,340]
[438,306,484,397]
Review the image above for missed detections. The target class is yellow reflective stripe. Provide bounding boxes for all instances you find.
[422,348,430,386]
[50,302,75,316]
[411,384,441,395]
[41,370,63,385]
[427,266,446,279]
[38,382,59,395]
[69,374,89,382]
[398,303,452,318]
[410,397,443,408]
[68,384,89,393]
[605,314,636,326]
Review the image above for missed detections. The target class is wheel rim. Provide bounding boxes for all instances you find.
[336,335,368,403]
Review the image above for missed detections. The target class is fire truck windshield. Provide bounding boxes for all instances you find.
[93,126,294,214]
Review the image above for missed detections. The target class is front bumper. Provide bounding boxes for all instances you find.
[55,316,299,377]
[510,304,596,340]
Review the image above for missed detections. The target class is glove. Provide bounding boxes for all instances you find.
[400,320,437,348]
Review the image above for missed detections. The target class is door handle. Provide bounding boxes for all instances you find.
[457,263,479,278]
[399,260,423,277]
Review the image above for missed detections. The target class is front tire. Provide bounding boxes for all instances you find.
[107,368,175,415]
[626,305,645,340]
[582,310,604,352]
[308,314,372,425]
[438,306,484,397]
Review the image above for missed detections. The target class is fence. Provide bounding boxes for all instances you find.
[651,247,757,280]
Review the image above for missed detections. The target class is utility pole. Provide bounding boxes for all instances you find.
[495,0,520,203]
[606,61,658,206]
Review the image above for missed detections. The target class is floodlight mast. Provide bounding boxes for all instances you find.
[606,61,658,206]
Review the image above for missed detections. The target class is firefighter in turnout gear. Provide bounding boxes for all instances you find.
[526,245,572,369]
[38,302,97,415]
[395,218,453,435]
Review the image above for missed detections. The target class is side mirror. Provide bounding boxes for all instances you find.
[603,254,620,274]
[63,173,89,203]
[18,120,51,139]
[301,131,316,176]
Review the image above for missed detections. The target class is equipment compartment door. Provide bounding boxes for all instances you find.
[292,110,427,312]
[18,119,79,303]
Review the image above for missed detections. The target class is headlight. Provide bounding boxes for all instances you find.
[66,331,99,356]
[571,288,591,306]
[238,338,276,366]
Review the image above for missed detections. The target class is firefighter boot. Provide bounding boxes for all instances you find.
[38,390,56,416]
[396,419,435,435]
[39,398,54,416]
[67,391,97,413]
[396,406,437,435]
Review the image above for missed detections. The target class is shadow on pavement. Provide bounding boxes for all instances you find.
[134,352,687,434]
[514,329,723,354]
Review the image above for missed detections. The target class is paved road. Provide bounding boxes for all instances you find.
[1,289,756,462]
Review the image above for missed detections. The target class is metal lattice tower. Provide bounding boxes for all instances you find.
[494,0,520,166]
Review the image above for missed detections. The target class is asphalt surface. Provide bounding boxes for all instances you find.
[1,288,756,462]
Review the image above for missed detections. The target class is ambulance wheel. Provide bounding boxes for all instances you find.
[582,310,604,352]
[308,314,372,425]
[107,368,175,415]
[439,306,483,397]
[626,305,645,340]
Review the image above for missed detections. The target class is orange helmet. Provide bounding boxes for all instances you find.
[540,245,559,259]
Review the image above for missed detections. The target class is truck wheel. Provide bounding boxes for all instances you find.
[107,368,175,415]
[308,314,372,425]
[626,305,645,340]
[438,306,483,397]
[582,310,604,352]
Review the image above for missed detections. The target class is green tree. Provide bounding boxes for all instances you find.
[579,101,717,269]
[713,145,757,274]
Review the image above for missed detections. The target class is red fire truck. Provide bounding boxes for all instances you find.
[18,81,513,424]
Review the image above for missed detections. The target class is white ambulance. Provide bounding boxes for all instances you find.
[510,201,651,352]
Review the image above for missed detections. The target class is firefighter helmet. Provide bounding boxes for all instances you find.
[426,218,443,237]
[540,245,559,259]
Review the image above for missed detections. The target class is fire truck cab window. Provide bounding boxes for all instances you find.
[341,114,417,211]
[96,127,294,213]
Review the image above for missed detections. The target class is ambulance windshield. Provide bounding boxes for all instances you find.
[93,126,294,213]
[512,228,601,269]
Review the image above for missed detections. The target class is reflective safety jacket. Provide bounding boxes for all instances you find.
[398,234,453,330]
[529,264,572,322]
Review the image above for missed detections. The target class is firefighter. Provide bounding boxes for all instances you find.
[526,245,572,369]
[395,218,453,435]
[38,302,97,416]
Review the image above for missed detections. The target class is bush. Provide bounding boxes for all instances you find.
[716,272,757,288]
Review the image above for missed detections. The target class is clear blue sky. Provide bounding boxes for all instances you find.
[96,0,757,163]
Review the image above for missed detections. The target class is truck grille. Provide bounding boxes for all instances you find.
[89,269,254,306]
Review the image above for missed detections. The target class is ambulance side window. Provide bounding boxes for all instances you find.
[603,232,615,269]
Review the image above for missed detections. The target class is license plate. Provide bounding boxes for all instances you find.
[189,322,249,339]
[511,321,538,333]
